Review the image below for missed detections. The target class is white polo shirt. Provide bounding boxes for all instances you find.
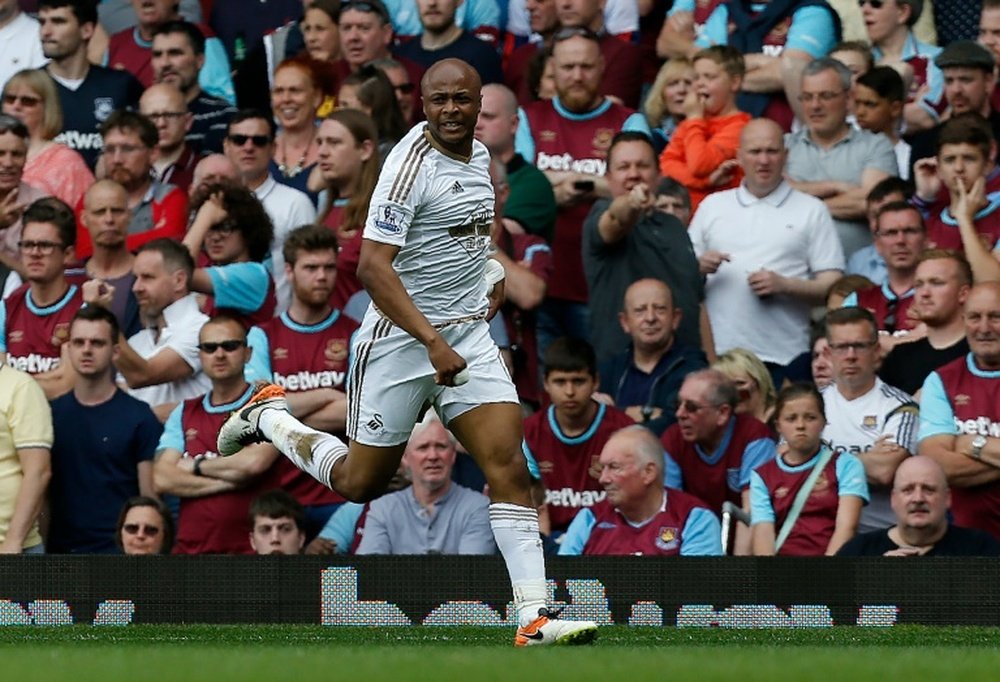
[689,181,844,365]
[126,294,211,408]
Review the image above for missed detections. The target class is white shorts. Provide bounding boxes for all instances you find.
[346,313,519,447]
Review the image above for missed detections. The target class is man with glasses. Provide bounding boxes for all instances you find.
[559,425,723,556]
[919,282,1000,541]
[0,197,82,399]
[860,0,942,133]
[86,238,210,419]
[371,57,417,125]
[223,109,316,313]
[46,305,162,554]
[822,306,918,533]
[139,83,198,192]
[151,20,236,154]
[153,314,281,554]
[842,201,926,333]
[660,369,774,555]
[785,57,899,260]
[39,0,143,169]
[75,110,188,260]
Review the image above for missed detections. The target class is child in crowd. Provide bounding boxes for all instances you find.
[853,67,910,180]
[659,45,750,215]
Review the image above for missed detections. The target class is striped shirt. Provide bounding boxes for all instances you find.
[362,123,494,324]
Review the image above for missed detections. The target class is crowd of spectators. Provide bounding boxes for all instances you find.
[1,0,1000,559]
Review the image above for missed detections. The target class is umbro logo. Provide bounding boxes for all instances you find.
[451,181,464,194]
[366,414,384,432]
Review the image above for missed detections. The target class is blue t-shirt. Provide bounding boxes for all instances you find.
[47,390,162,554]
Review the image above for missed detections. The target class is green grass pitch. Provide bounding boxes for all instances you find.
[2,626,999,682]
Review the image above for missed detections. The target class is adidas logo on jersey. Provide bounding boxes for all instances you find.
[451,181,464,194]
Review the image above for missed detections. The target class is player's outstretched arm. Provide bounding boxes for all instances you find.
[357,239,467,386]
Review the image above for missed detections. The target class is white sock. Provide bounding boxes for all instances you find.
[259,410,347,487]
[489,503,548,627]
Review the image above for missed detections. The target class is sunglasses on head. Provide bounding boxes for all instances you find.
[123,523,161,536]
[227,134,271,148]
[197,339,246,353]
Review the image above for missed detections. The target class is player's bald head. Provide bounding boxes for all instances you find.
[421,58,482,98]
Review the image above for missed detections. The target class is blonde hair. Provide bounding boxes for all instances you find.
[713,348,777,414]
[644,58,693,127]
[3,69,62,140]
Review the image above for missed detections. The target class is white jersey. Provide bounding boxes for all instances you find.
[821,378,919,532]
[363,124,494,324]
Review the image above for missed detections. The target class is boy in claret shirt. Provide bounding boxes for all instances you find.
[659,45,750,216]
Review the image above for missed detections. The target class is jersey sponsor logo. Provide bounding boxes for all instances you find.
[6,353,60,374]
[544,487,606,508]
[534,151,606,176]
[954,394,971,406]
[374,204,406,235]
[954,416,1000,438]
[94,97,114,122]
[449,201,493,257]
[54,131,104,151]
[8,330,23,343]
[655,527,679,552]
[184,428,199,442]
[273,369,346,391]
[274,347,289,360]
[451,181,464,194]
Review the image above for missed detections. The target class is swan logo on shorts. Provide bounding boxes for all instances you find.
[366,414,384,433]
[374,204,406,235]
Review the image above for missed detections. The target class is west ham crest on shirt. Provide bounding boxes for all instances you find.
[655,527,679,552]
[93,97,114,122]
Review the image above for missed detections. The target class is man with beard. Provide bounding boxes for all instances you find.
[151,20,236,154]
[245,225,356,535]
[839,456,1000,555]
[75,110,187,259]
[356,414,496,555]
[516,28,649,360]
[395,0,502,85]
[39,0,143,169]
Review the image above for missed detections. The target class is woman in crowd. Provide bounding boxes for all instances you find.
[301,0,341,64]
[270,55,328,202]
[713,348,777,425]
[1,69,94,209]
[644,58,695,154]
[750,384,868,556]
[336,65,407,161]
[116,496,174,556]
[314,109,380,313]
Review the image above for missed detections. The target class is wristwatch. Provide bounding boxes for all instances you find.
[193,455,205,476]
[971,435,988,460]
[641,405,655,423]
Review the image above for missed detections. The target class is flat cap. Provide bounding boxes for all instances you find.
[935,40,995,70]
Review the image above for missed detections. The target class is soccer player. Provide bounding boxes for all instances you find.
[218,59,597,646]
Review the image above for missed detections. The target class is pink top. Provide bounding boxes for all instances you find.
[23,143,94,211]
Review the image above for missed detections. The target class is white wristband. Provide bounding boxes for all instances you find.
[484,258,506,287]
